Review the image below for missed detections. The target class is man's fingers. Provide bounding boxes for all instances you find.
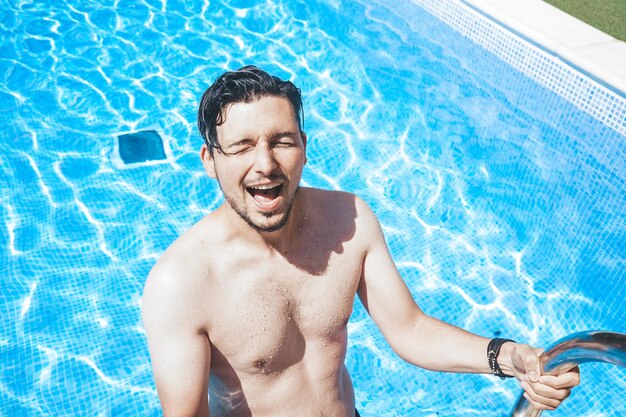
[525,380,571,401]
[521,381,569,410]
[515,347,580,411]
[540,367,580,387]
[523,392,557,411]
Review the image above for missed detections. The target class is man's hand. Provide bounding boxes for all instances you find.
[506,343,581,411]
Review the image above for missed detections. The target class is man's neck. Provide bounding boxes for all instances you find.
[260,194,307,253]
[217,191,307,253]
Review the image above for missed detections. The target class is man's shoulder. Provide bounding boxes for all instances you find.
[303,187,370,210]
[303,186,355,199]
[304,187,375,215]
[145,216,220,295]
[302,187,379,239]
[144,249,201,302]
[142,248,211,336]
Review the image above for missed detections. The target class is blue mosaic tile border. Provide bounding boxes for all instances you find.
[413,0,626,136]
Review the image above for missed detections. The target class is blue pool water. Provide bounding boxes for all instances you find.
[2,0,625,416]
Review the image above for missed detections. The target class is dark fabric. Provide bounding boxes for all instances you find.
[355,409,361,417]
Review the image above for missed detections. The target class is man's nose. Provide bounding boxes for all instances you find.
[253,144,276,175]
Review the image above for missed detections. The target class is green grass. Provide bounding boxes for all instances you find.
[544,0,626,42]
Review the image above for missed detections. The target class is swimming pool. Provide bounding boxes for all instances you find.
[2,0,625,415]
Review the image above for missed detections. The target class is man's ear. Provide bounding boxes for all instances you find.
[200,144,217,178]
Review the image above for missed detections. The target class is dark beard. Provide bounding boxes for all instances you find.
[217,179,299,233]
[249,202,294,232]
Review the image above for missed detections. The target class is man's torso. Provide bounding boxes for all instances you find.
[167,189,367,416]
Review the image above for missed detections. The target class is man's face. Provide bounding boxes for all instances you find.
[202,95,307,232]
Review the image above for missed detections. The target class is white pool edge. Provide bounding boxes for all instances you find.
[462,0,626,96]
[411,0,626,136]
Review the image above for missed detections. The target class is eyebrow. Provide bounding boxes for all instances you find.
[224,131,300,149]
[268,130,299,140]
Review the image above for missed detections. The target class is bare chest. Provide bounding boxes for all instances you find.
[205,251,363,375]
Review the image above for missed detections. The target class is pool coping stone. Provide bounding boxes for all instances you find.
[462,0,626,96]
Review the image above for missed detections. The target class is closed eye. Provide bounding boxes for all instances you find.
[273,139,296,147]
[223,139,255,155]
[272,133,299,148]
[230,145,254,154]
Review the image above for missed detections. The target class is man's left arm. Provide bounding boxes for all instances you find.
[354,197,579,411]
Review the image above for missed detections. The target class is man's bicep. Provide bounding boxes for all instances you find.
[142,270,210,417]
[147,327,211,417]
[356,198,423,335]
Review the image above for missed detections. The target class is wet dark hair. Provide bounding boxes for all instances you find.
[197,65,304,154]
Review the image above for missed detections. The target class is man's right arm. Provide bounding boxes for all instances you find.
[142,258,211,417]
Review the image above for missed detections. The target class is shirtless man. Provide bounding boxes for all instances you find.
[142,66,580,417]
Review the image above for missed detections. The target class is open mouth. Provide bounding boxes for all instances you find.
[246,184,284,205]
